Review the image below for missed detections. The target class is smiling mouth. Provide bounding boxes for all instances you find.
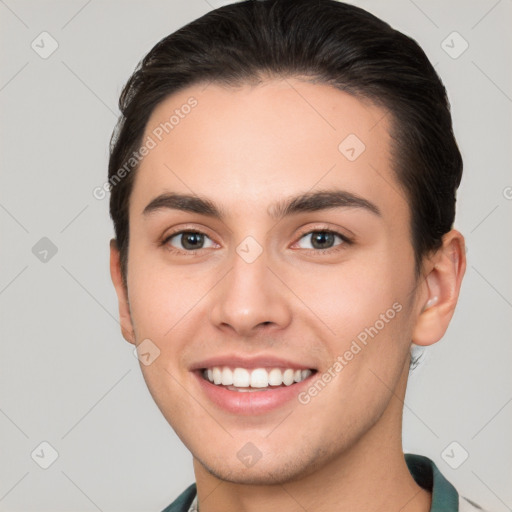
[201,366,316,392]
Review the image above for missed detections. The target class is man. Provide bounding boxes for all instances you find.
[107,0,485,510]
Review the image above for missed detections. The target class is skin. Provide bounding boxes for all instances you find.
[110,78,466,512]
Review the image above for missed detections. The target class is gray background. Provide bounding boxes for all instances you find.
[1,0,511,510]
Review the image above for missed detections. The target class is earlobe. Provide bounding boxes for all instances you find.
[412,230,466,346]
[109,239,136,344]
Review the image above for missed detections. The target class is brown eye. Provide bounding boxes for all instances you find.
[297,230,347,250]
[166,231,215,251]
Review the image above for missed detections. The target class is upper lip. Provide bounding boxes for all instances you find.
[190,354,316,371]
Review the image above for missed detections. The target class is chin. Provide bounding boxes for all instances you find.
[196,445,332,486]
[202,462,303,486]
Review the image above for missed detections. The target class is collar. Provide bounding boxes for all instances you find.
[405,453,459,511]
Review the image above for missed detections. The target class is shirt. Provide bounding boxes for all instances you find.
[161,453,487,512]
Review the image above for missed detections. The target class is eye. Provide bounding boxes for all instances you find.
[295,230,349,251]
[165,230,216,251]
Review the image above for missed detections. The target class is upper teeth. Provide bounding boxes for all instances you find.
[203,367,312,388]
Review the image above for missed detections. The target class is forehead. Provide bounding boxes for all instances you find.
[131,78,407,222]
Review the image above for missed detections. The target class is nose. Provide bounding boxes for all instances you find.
[208,248,292,338]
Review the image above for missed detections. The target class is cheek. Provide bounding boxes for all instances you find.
[292,256,411,338]
[126,240,205,340]
[289,253,415,399]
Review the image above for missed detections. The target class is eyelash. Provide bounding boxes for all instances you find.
[160,227,353,256]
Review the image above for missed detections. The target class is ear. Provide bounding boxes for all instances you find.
[412,229,466,346]
[109,239,136,344]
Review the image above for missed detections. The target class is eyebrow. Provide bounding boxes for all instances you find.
[142,189,381,220]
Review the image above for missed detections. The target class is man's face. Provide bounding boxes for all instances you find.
[119,78,426,483]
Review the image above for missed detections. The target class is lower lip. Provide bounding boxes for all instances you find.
[193,371,315,415]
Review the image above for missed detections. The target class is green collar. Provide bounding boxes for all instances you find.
[405,453,459,511]
[162,453,460,512]
[161,483,196,512]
